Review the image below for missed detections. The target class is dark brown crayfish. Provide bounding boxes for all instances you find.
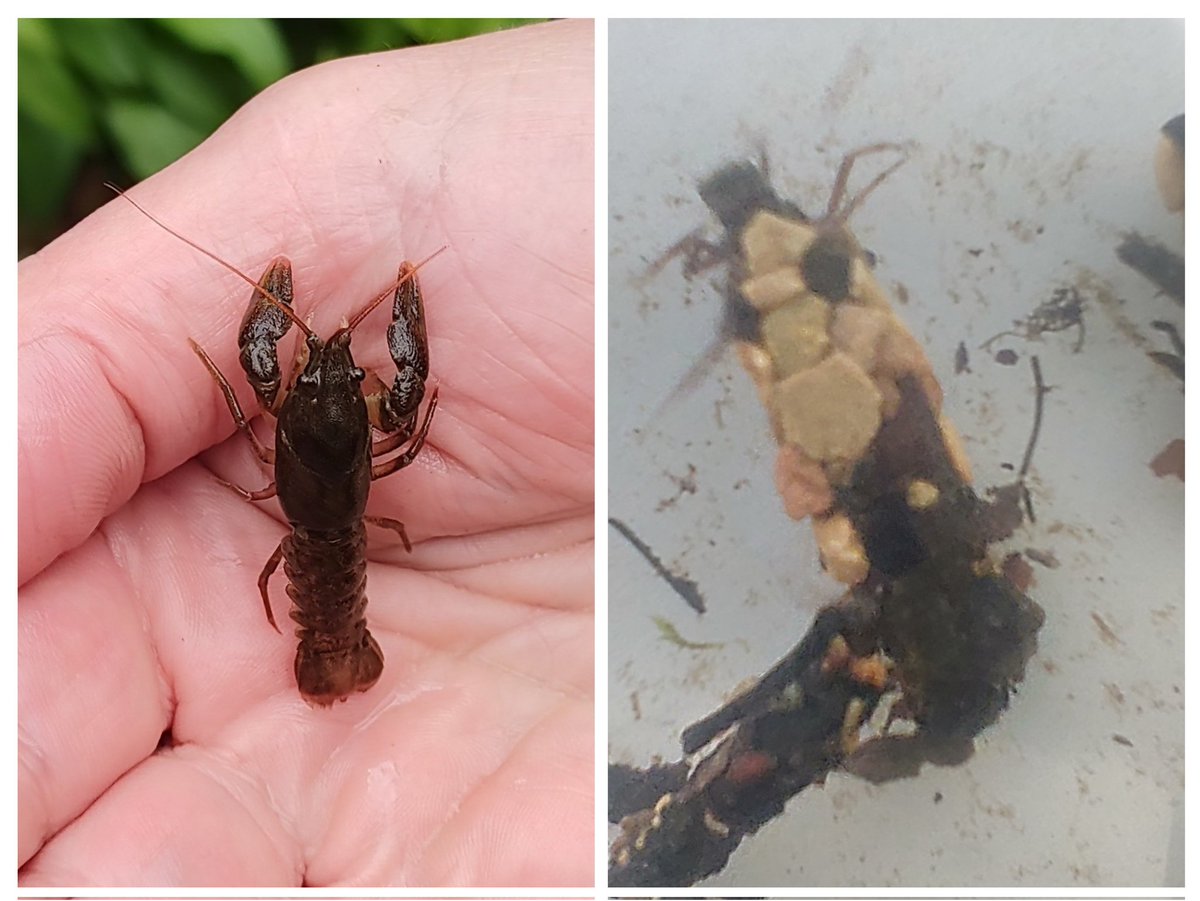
[115,189,440,706]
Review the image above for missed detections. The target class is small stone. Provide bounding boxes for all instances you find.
[850,256,891,308]
[812,513,870,584]
[828,303,891,373]
[735,341,777,422]
[741,210,816,276]
[740,267,809,311]
[775,352,882,462]
[761,295,832,377]
[774,444,834,520]
[906,479,939,509]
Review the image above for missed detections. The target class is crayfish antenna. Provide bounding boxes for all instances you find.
[105,183,317,340]
[344,245,448,333]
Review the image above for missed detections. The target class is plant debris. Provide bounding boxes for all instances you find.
[652,615,724,651]
[982,286,1086,354]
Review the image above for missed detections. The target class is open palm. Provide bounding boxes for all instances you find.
[18,20,594,887]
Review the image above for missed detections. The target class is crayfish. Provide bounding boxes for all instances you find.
[115,189,440,706]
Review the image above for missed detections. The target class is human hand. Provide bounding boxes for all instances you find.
[18,19,594,887]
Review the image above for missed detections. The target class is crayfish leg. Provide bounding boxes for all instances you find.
[370,389,439,480]
[362,369,413,453]
[189,339,274,465]
[216,477,277,503]
[256,541,284,633]
[365,515,412,552]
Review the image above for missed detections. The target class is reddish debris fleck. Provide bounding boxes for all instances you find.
[1150,438,1184,481]
[1001,552,1035,592]
[725,750,777,785]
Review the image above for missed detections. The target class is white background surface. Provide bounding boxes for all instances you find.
[608,19,1184,887]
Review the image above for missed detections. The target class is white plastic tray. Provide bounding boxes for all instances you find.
[609,18,1184,887]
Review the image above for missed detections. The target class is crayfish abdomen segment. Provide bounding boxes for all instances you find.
[282,523,383,706]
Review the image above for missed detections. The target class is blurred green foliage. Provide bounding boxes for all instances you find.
[17,18,542,256]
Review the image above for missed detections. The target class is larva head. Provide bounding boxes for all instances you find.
[700,161,794,236]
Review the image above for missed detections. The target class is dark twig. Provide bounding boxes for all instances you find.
[1020,356,1047,481]
[1148,321,1185,382]
[1116,232,1184,304]
[609,381,1046,887]
[610,517,707,614]
[1147,352,1185,381]
[1152,320,1185,357]
[1014,355,1049,524]
[610,594,887,887]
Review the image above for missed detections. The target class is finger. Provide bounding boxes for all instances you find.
[18,532,172,866]
[18,463,295,868]
[19,751,301,887]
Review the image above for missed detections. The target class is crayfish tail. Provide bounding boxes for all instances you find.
[296,630,385,707]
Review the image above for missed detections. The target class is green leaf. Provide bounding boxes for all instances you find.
[17,18,59,58]
[103,98,208,179]
[141,38,243,133]
[396,18,542,44]
[342,19,416,54]
[52,19,145,90]
[18,112,84,224]
[17,38,97,145]
[155,18,289,89]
